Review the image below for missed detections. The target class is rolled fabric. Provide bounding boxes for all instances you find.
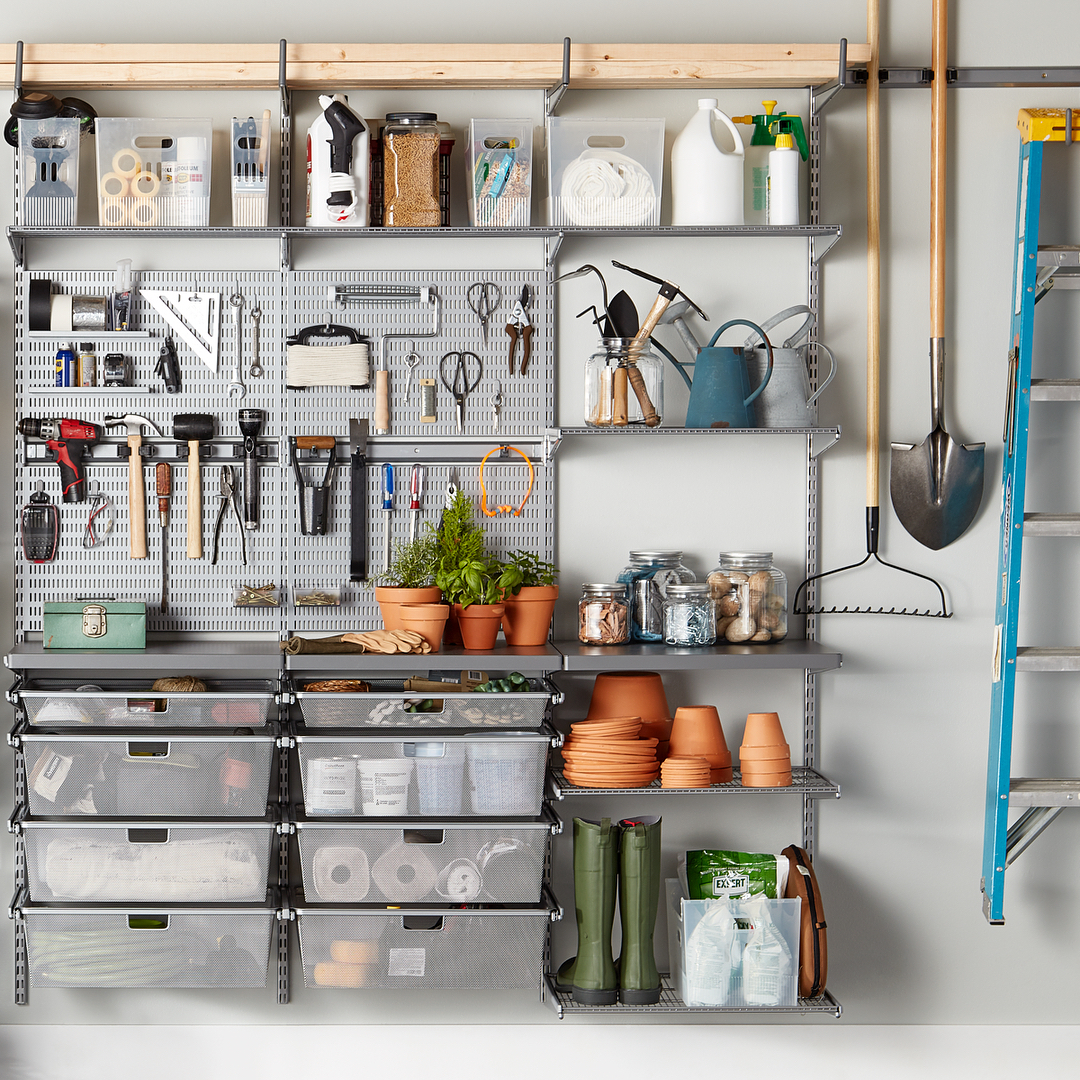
[560,149,656,227]
[312,846,370,902]
[280,635,367,655]
[371,840,437,902]
[435,858,483,901]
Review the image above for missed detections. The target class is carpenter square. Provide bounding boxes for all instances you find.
[140,289,221,372]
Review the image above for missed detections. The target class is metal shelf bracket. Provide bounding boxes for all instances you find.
[810,227,843,265]
[811,38,849,114]
[545,38,571,118]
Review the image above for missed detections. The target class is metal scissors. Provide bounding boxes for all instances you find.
[212,465,247,566]
[466,281,501,347]
[439,350,483,434]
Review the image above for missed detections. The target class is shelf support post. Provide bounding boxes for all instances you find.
[545,38,571,118]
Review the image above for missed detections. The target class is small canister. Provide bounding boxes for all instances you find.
[616,551,695,641]
[578,583,630,645]
[663,583,717,646]
[707,552,787,644]
[77,342,97,387]
[382,112,441,227]
[305,757,357,815]
[55,346,74,387]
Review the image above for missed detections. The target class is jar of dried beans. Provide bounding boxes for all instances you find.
[578,583,630,645]
[383,112,441,227]
[707,552,787,644]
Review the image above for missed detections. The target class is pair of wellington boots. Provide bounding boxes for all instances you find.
[556,815,662,1005]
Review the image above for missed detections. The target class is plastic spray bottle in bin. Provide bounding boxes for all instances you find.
[220,731,254,810]
[731,103,807,226]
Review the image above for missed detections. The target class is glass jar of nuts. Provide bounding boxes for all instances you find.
[578,583,630,645]
[707,552,787,644]
[383,112,441,227]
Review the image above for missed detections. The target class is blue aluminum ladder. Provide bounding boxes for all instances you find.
[983,108,1080,925]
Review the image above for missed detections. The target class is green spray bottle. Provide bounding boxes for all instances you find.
[732,102,808,225]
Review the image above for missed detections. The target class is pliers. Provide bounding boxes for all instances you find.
[505,285,534,375]
[212,465,247,565]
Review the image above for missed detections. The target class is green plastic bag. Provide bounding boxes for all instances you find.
[683,849,784,900]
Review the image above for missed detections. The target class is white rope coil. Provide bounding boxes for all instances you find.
[287,342,370,387]
[559,149,657,226]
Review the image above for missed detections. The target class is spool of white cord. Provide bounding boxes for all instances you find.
[286,342,371,388]
[559,149,656,226]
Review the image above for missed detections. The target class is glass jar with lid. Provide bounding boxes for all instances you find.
[706,552,787,644]
[584,339,664,427]
[616,551,695,642]
[663,583,717,646]
[578,583,630,645]
[383,112,441,227]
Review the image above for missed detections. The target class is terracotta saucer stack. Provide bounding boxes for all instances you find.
[560,716,661,788]
[660,755,711,788]
[668,705,733,784]
[739,711,792,787]
[586,672,672,759]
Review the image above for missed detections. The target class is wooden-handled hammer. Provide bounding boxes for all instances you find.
[105,413,163,559]
[173,413,215,558]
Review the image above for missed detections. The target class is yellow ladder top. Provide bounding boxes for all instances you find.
[1018,108,1080,143]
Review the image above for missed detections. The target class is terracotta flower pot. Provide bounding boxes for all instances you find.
[738,743,791,763]
[741,711,788,748]
[587,672,671,743]
[501,585,559,647]
[740,769,793,788]
[453,603,505,651]
[669,705,731,765]
[375,586,443,632]
[398,602,450,652]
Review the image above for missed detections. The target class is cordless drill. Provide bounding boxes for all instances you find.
[18,417,102,503]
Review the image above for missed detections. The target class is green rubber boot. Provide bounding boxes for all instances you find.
[556,816,620,1004]
[616,815,662,1004]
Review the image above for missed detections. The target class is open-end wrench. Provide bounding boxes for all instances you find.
[228,286,246,398]
[249,303,263,378]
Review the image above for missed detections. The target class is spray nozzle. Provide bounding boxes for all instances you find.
[323,99,368,205]
[733,106,808,160]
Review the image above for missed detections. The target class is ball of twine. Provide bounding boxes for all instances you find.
[151,676,207,693]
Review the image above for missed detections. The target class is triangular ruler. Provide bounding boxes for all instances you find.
[140,289,220,372]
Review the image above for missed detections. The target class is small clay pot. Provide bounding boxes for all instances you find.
[669,705,731,773]
[741,712,788,748]
[740,769,793,788]
[501,585,559,647]
[375,586,443,632]
[587,672,670,729]
[453,603,505,651]
[738,743,791,763]
[398,602,450,652]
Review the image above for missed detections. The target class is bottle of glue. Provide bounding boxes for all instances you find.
[767,118,801,226]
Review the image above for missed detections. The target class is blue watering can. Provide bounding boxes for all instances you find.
[662,319,774,428]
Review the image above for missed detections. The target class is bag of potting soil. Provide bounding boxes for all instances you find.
[681,849,789,900]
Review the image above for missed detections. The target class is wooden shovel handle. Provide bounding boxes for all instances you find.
[867,0,881,507]
[931,0,947,340]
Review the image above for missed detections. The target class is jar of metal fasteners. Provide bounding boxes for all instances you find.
[382,112,441,227]
[663,583,716,646]
[584,339,664,427]
[578,583,630,645]
[616,551,695,642]
[707,552,787,644]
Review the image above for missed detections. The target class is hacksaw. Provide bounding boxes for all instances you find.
[140,289,221,372]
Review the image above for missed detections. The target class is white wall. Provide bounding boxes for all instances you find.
[3,2,1080,1076]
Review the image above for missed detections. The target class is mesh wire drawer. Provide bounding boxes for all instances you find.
[294,732,552,818]
[294,818,554,903]
[16,732,276,817]
[20,821,277,903]
[18,903,275,988]
[16,679,278,729]
[294,678,554,729]
[295,905,551,990]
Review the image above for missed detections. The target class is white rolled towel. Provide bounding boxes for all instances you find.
[371,840,437,902]
[312,845,370,902]
[559,149,656,227]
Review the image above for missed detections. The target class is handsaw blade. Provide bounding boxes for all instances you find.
[140,289,221,372]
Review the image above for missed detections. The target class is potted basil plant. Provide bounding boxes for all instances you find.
[499,550,560,647]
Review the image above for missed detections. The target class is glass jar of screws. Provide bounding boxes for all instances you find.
[234,583,280,608]
[662,583,716,646]
[578,583,630,645]
[382,112,441,227]
[707,552,788,644]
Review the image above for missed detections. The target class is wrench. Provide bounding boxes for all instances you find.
[228,286,246,398]
[249,304,263,378]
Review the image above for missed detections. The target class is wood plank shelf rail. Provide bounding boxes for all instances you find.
[0,42,871,91]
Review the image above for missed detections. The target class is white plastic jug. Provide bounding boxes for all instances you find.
[670,99,744,226]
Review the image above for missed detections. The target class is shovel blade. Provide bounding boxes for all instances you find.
[890,428,985,550]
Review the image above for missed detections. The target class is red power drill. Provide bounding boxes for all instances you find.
[19,417,102,503]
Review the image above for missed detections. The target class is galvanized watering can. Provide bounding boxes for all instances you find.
[743,306,836,427]
[670,318,774,428]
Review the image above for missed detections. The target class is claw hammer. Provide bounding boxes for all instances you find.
[106,413,163,559]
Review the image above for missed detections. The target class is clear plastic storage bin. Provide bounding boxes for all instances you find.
[15,732,276,817]
[295,903,553,989]
[95,117,212,227]
[230,114,271,227]
[19,116,80,226]
[18,820,277,903]
[16,902,275,988]
[467,119,532,227]
[546,116,664,227]
[294,816,556,903]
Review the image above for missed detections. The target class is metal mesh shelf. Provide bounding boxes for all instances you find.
[549,766,839,799]
[544,974,841,1018]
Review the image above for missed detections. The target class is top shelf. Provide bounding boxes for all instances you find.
[1,42,871,91]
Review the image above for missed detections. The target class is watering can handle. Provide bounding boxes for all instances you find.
[743,305,815,350]
[805,342,837,408]
[707,319,773,407]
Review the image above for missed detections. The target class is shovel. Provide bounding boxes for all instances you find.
[890,0,984,550]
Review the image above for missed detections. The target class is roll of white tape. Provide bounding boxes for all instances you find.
[130,198,159,227]
[99,172,129,198]
[112,149,141,178]
[100,198,128,227]
[131,170,160,197]
[49,294,73,333]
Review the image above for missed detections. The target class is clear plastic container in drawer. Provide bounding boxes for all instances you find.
[15,732,276,817]
[294,677,556,729]
[293,732,553,818]
[294,902,554,990]
[15,678,278,728]
[19,116,80,226]
[18,820,277,903]
[294,815,557,903]
[16,902,275,988]
[95,117,212,227]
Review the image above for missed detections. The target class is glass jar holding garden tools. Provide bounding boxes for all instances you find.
[617,550,695,642]
[382,112,441,227]
[584,338,664,427]
[663,583,717,646]
[707,552,788,644]
[578,583,630,645]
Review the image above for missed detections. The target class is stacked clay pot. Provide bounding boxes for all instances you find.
[738,711,792,787]
[660,755,711,788]
[586,671,672,759]
[667,705,733,784]
[560,716,660,788]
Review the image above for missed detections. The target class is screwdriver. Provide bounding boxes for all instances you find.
[409,465,425,542]
[156,463,171,614]
[382,464,394,571]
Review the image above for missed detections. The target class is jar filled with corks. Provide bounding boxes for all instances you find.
[578,583,630,645]
[383,112,441,227]
[707,552,787,644]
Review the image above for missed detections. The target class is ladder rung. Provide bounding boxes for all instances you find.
[1023,513,1080,536]
[1010,779,1080,807]
[1030,379,1080,401]
[1038,245,1080,267]
[1016,647,1080,671]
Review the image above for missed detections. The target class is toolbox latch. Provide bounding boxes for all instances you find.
[81,604,108,638]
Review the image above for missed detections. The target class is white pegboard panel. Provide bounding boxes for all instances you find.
[287,270,553,439]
